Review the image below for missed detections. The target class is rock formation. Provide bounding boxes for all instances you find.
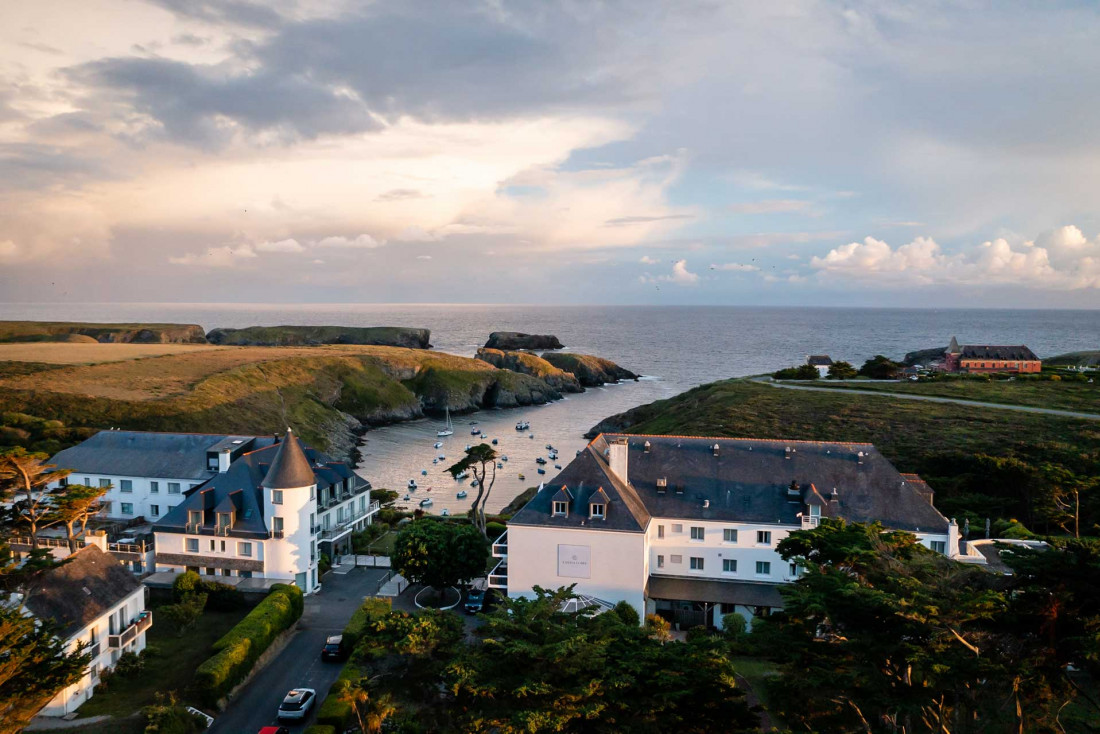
[540,352,639,387]
[206,325,432,349]
[484,332,564,350]
[475,348,584,393]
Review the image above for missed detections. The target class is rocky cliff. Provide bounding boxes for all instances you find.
[206,325,431,349]
[475,348,584,393]
[484,332,564,350]
[540,352,638,387]
[902,346,948,366]
[0,321,208,344]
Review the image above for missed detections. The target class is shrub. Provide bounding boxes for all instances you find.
[158,592,207,635]
[645,613,672,642]
[773,365,819,380]
[319,553,332,575]
[172,570,245,611]
[192,583,304,706]
[142,693,208,734]
[304,727,336,734]
[722,612,748,641]
[484,521,507,539]
[612,600,640,627]
[114,650,146,677]
[315,664,364,729]
[343,597,392,650]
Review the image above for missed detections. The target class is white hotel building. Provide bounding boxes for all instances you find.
[495,434,959,629]
[49,429,378,593]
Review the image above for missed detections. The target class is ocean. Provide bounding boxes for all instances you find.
[3,303,1098,513]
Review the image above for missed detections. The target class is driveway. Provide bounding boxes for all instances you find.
[209,568,389,734]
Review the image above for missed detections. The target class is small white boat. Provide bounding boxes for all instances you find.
[535,457,547,465]
[457,490,468,499]
[455,469,469,480]
[419,497,433,507]
[554,464,562,469]
[441,508,450,517]
[497,462,503,468]
[501,455,509,462]
[432,458,438,464]
[465,444,472,451]
[471,479,479,488]
[408,480,418,490]
[471,427,481,435]
[403,494,410,501]
[546,444,554,450]
[434,441,443,449]
[437,408,454,437]
[515,421,529,431]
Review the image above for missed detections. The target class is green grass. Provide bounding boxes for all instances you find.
[805,377,1100,413]
[366,530,397,555]
[76,608,248,718]
[0,321,206,343]
[206,325,430,348]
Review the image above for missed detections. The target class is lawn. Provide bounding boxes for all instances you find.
[804,377,1100,413]
[77,608,248,718]
[365,530,397,555]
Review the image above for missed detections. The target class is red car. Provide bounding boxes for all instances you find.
[257,728,289,734]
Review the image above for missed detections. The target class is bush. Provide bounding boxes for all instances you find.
[722,612,748,641]
[304,727,336,734]
[484,521,507,539]
[343,597,392,650]
[158,592,207,635]
[645,613,672,642]
[612,600,640,627]
[142,693,207,734]
[114,650,146,677]
[192,583,304,706]
[773,364,819,380]
[319,553,332,575]
[315,664,364,729]
[172,570,246,611]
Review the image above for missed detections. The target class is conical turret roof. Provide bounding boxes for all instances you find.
[262,428,316,489]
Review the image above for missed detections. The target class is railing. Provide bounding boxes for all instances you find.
[491,531,508,558]
[86,642,101,660]
[801,515,821,529]
[108,540,153,554]
[8,536,80,549]
[108,611,152,649]
[487,559,508,589]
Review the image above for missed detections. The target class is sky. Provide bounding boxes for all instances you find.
[1,0,1100,307]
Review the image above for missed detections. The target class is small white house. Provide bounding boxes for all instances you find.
[24,541,151,717]
[806,355,834,377]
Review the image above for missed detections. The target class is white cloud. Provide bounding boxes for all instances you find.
[728,199,811,215]
[169,245,257,267]
[315,234,386,249]
[665,259,699,285]
[397,226,441,242]
[810,226,1100,288]
[710,262,760,272]
[416,254,432,260]
[255,238,305,253]
[639,255,658,264]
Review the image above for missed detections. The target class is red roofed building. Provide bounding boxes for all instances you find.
[944,336,1041,374]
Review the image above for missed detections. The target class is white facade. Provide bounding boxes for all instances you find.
[58,473,202,521]
[261,474,317,593]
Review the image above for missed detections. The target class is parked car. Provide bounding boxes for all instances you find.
[321,634,347,661]
[257,728,289,734]
[464,588,485,614]
[277,688,316,721]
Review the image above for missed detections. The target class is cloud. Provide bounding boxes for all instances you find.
[810,226,1100,289]
[375,189,425,202]
[604,214,694,227]
[639,255,657,264]
[662,259,699,285]
[315,234,386,249]
[727,199,811,215]
[416,254,432,260]
[255,238,304,253]
[169,244,257,267]
[710,262,759,272]
[395,226,441,242]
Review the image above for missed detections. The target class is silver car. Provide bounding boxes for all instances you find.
[277,688,316,721]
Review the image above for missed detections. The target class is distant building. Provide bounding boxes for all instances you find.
[806,355,833,377]
[494,434,958,630]
[944,337,1041,374]
[23,541,151,716]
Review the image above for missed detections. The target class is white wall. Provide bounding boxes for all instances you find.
[507,524,647,618]
[262,482,317,593]
[53,474,205,521]
[648,519,800,584]
[153,531,267,578]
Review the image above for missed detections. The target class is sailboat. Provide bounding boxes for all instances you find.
[437,407,454,437]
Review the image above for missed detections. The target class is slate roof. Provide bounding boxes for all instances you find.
[958,345,1039,361]
[24,545,142,638]
[262,429,316,489]
[807,355,833,366]
[154,432,369,539]
[512,434,949,534]
[51,431,259,481]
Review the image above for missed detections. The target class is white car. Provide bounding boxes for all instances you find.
[277,688,317,721]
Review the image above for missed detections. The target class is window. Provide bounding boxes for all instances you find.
[205,567,215,576]
[723,559,737,573]
[168,483,181,495]
[120,479,133,493]
[670,554,683,564]
[98,478,111,488]
[656,555,664,569]
[657,524,665,539]
[789,562,799,577]
[186,538,199,553]
[271,489,283,505]
[590,503,605,519]
[272,517,284,533]
[187,510,201,527]
[671,524,683,533]
[755,561,771,575]
[150,481,159,494]
[723,528,738,543]
[237,542,253,557]
[150,504,159,517]
[310,486,315,500]
[209,539,215,551]
[756,530,772,545]
[217,512,232,529]
[310,540,316,563]
[120,502,133,515]
[553,501,568,516]
[930,540,946,554]
[690,526,705,540]
[689,557,704,571]
[84,477,91,486]
[241,571,252,579]
[220,540,225,552]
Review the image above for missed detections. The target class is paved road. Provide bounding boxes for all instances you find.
[755,377,1100,421]
[209,568,389,734]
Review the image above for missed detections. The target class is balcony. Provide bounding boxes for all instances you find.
[108,539,153,555]
[85,641,101,660]
[108,611,152,649]
[487,559,508,589]
[801,515,821,529]
[8,536,81,550]
[491,531,508,558]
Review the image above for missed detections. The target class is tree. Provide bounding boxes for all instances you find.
[338,677,397,734]
[827,360,858,380]
[0,449,72,548]
[0,601,90,734]
[392,520,489,593]
[49,484,107,551]
[447,444,499,538]
[761,519,1078,733]
[772,364,819,380]
[858,354,901,380]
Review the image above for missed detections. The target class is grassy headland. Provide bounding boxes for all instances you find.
[801,376,1100,413]
[205,325,431,348]
[475,348,583,392]
[540,351,639,386]
[0,321,207,344]
[591,379,1100,534]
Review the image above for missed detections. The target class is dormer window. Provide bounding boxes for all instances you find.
[553,501,568,516]
[590,503,605,519]
[188,510,202,527]
[217,512,233,529]
[643,441,651,453]
[656,477,667,493]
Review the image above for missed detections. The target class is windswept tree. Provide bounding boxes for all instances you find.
[392,519,488,596]
[338,677,397,734]
[0,449,71,548]
[447,443,498,537]
[50,484,108,552]
[827,360,858,380]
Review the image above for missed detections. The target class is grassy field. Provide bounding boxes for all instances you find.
[597,379,1100,528]
[76,608,247,718]
[0,321,206,344]
[803,377,1100,413]
[0,343,227,365]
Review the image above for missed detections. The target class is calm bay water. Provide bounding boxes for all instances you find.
[3,303,1098,513]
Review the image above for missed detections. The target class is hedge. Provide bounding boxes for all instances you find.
[303,726,335,734]
[315,597,393,729]
[192,583,304,707]
[342,597,392,650]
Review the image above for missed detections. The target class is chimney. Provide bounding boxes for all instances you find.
[85,530,108,552]
[643,440,651,454]
[607,439,629,485]
[829,487,839,502]
[712,443,720,457]
[218,448,232,473]
[702,499,710,509]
